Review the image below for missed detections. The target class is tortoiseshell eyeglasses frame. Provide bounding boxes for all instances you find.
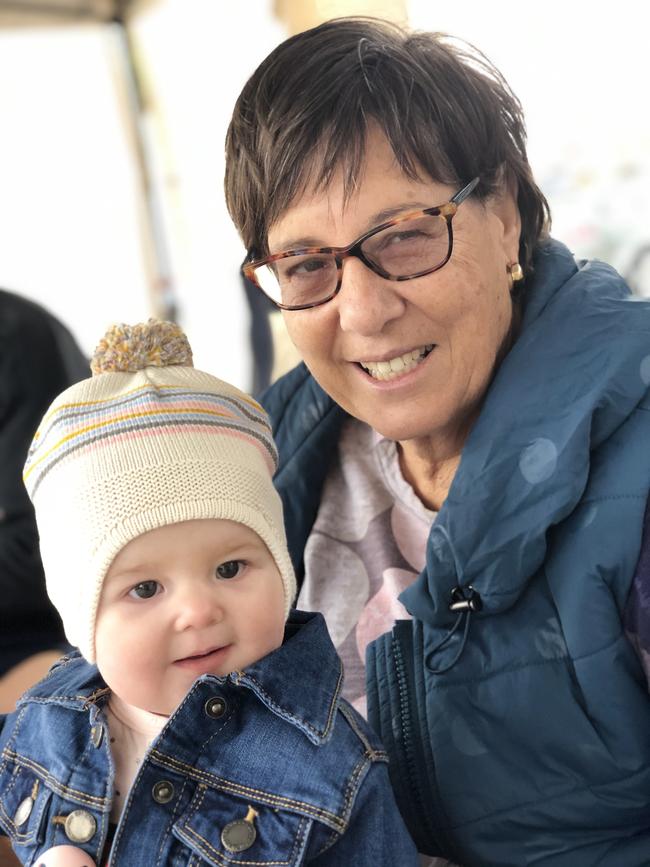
[242,176,480,311]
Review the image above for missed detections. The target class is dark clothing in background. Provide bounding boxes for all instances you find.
[242,267,275,398]
[0,290,88,675]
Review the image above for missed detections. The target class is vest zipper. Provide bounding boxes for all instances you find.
[391,629,447,856]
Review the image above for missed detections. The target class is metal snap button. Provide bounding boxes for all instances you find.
[221,819,256,853]
[204,696,227,719]
[90,724,103,748]
[63,809,97,843]
[152,780,175,804]
[13,796,34,827]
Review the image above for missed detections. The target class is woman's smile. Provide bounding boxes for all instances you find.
[357,344,435,381]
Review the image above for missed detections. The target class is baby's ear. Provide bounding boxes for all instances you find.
[36,844,97,867]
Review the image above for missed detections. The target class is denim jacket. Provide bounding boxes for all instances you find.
[0,610,417,866]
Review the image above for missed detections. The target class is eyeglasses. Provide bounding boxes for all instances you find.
[243,177,480,311]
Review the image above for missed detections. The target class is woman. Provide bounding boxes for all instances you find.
[225,18,650,866]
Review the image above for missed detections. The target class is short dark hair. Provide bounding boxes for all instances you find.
[225,17,550,273]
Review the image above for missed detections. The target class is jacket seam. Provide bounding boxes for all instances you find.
[339,753,371,828]
[427,631,627,689]
[446,763,650,832]
[239,665,343,740]
[178,825,295,865]
[266,365,311,433]
[287,815,310,864]
[310,827,340,860]
[578,493,647,504]
[309,754,369,857]
[1,749,107,808]
[154,775,191,867]
[149,749,345,832]
[189,701,236,758]
[176,784,307,865]
[0,755,21,800]
[18,695,90,707]
[280,400,342,467]
[0,798,42,842]
[337,703,388,761]
[477,497,647,602]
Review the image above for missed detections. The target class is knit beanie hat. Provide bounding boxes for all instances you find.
[23,320,295,662]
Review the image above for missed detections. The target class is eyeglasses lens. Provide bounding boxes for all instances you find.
[254,212,449,309]
[255,253,336,309]
[363,213,449,278]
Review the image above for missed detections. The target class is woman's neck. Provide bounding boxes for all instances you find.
[397,416,475,511]
[397,444,460,512]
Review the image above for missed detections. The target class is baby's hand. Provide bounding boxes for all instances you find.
[36,844,97,866]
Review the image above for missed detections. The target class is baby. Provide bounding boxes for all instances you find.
[0,321,417,866]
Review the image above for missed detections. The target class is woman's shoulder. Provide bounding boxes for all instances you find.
[261,364,347,468]
[528,237,642,321]
[261,363,333,426]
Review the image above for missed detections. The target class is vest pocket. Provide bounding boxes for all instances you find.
[0,762,52,856]
[172,784,312,865]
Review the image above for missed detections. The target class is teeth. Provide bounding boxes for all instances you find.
[361,345,433,380]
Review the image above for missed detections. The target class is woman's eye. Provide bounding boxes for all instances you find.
[297,258,325,273]
[128,580,160,600]
[216,560,244,580]
[384,229,426,246]
[283,256,333,279]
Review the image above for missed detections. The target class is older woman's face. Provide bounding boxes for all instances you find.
[268,130,521,446]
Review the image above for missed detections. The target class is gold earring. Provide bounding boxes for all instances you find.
[507,262,524,285]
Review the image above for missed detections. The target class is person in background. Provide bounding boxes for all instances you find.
[225,17,650,866]
[0,319,417,866]
[0,289,87,709]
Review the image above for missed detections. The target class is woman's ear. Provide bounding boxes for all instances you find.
[490,168,522,265]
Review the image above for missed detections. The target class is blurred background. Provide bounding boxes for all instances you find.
[1,0,648,393]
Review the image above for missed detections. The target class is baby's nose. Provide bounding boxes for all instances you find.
[174,585,224,631]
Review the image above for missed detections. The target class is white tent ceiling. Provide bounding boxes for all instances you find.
[0,0,177,321]
[0,0,150,27]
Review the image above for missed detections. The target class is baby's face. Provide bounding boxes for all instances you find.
[95,519,286,715]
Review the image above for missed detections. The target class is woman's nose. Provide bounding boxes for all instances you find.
[336,257,405,336]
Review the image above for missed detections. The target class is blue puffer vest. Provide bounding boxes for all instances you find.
[263,239,650,866]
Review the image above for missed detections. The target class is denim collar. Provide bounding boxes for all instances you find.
[224,610,343,746]
[19,611,343,746]
[18,653,108,712]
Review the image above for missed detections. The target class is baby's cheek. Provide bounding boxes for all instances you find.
[261,618,286,658]
[96,617,154,684]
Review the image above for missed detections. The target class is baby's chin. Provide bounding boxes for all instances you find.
[130,692,178,717]
[104,684,175,718]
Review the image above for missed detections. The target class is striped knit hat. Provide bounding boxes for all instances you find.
[23,320,295,662]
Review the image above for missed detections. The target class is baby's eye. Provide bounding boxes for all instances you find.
[216,561,244,580]
[128,580,160,599]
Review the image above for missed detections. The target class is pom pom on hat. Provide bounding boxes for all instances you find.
[90,319,193,375]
